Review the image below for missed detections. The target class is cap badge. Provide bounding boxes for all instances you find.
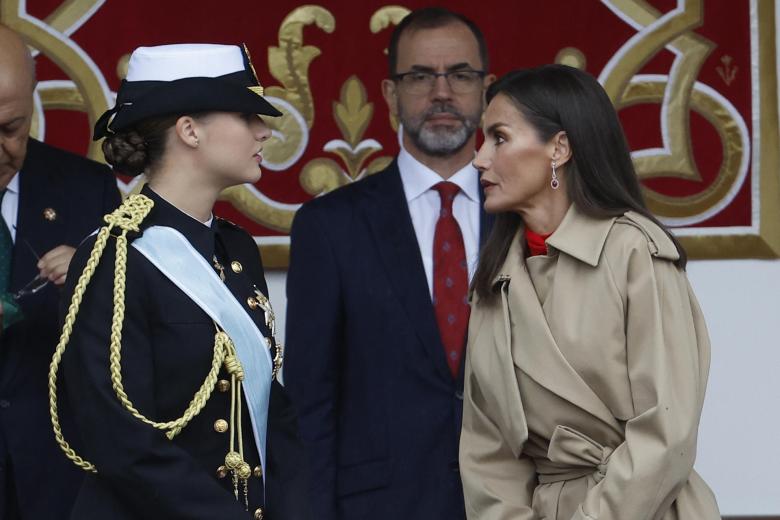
[242,43,265,97]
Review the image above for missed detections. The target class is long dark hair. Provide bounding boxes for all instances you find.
[472,64,687,301]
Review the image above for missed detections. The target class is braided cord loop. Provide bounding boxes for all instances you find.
[48,194,236,473]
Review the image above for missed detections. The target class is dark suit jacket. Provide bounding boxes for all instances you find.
[285,161,493,520]
[0,138,121,520]
[60,185,305,520]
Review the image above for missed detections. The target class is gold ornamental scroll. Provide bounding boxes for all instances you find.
[679,0,780,259]
[1,0,113,161]
[219,5,336,268]
[600,0,779,258]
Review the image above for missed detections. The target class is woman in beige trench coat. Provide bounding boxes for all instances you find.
[460,65,720,520]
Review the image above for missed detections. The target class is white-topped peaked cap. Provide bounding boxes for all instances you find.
[125,44,247,82]
[94,42,282,141]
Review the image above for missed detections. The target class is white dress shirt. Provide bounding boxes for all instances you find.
[397,147,480,296]
[1,173,20,243]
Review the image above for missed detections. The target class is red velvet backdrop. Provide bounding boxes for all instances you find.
[4,0,771,262]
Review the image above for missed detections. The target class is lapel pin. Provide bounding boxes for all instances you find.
[43,208,57,221]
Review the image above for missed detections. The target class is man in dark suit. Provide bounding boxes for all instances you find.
[285,8,494,520]
[0,24,121,519]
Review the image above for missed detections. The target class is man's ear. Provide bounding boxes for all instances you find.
[482,74,496,108]
[381,79,399,118]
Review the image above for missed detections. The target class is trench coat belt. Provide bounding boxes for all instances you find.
[535,425,614,485]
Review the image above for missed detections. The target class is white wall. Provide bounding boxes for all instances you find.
[265,259,780,516]
[688,259,780,515]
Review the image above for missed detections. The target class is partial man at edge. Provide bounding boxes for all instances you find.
[0,24,122,520]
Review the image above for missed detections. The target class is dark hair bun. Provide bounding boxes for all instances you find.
[102,131,148,176]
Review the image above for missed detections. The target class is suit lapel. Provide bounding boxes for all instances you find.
[12,157,66,293]
[363,164,453,383]
[500,235,621,432]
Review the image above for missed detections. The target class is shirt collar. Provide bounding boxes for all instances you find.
[397,147,480,203]
[5,172,20,194]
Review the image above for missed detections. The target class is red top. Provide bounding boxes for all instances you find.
[525,228,552,256]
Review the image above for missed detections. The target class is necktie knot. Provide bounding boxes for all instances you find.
[433,182,460,214]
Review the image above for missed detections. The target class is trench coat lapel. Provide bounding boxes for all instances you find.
[491,281,530,446]
[498,234,621,432]
[364,163,453,383]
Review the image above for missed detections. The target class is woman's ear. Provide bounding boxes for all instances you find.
[550,131,572,167]
[174,115,200,149]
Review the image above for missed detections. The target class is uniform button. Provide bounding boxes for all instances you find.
[231,261,243,273]
[254,507,264,519]
[455,390,463,400]
[247,297,259,310]
[253,465,262,478]
[43,207,57,221]
[214,419,229,433]
[0,400,9,409]
[216,465,228,479]
[217,379,230,393]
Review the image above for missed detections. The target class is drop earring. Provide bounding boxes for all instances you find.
[551,161,560,190]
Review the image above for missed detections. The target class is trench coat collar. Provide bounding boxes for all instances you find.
[491,227,623,433]
[543,204,679,267]
[544,204,614,267]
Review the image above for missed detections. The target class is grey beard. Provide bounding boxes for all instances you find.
[411,123,472,157]
[401,105,479,157]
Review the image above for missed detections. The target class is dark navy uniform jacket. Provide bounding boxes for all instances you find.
[60,185,305,520]
[0,138,121,520]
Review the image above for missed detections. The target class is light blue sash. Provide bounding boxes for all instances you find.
[131,225,272,474]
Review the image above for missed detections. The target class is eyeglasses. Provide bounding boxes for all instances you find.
[12,275,49,301]
[392,70,487,95]
[12,239,50,301]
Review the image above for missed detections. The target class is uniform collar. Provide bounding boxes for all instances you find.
[140,184,216,261]
[397,147,480,203]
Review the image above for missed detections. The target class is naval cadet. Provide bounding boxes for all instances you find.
[49,43,305,519]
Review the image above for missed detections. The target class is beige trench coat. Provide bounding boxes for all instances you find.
[460,205,720,520]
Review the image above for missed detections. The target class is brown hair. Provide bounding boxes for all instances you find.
[101,115,181,176]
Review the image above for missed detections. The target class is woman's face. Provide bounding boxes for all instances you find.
[195,112,271,186]
[474,94,556,214]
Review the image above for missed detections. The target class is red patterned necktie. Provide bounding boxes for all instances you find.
[432,182,469,378]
